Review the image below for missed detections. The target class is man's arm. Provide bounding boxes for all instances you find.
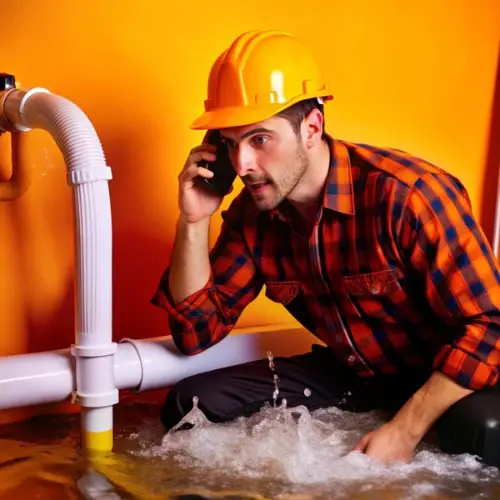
[392,371,472,442]
[152,192,264,355]
[400,174,500,391]
[168,215,211,305]
[355,371,472,461]
[356,172,500,461]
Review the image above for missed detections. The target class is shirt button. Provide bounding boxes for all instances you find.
[348,355,356,363]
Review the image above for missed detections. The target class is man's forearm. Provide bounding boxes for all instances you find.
[391,371,473,443]
[168,215,211,305]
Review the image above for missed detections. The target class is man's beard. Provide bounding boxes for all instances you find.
[247,143,309,212]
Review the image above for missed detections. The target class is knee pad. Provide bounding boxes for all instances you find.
[437,389,500,467]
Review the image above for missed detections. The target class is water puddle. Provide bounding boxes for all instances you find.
[126,400,500,499]
[122,352,500,498]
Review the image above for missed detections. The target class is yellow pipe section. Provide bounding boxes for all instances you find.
[0,132,32,201]
[82,429,114,453]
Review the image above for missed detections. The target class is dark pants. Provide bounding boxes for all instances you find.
[161,344,500,467]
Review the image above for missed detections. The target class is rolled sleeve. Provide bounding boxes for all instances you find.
[151,269,217,323]
[151,269,221,355]
[433,342,499,390]
[398,172,500,390]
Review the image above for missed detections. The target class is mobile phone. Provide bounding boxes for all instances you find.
[197,130,236,197]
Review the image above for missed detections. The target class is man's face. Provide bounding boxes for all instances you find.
[219,116,309,211]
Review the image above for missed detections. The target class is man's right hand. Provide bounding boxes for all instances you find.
[178,143,225,224]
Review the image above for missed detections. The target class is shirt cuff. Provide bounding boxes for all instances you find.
[433,344,499,390]
[150,269,217,325]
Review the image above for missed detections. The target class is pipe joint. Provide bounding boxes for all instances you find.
[67,165,113,186]
[17,88,51,131]
[0,87,50,132]
[71,343,119,409]
[119,338,145,392]
[71,343,117,358]
[73,389,119,408]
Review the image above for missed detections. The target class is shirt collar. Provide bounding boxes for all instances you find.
[270,135,355,222]
[322,135,355,215]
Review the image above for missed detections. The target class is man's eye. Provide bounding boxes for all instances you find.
[222,138,237,149]
[253,136,269,146]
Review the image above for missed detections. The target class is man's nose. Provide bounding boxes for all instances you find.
[231,145,254,177]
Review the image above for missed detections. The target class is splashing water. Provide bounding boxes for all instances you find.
[130,401,500,499]
[267,350,281,408]
[169,396,211,432]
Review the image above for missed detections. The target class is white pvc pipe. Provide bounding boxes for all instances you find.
[0,349,75,409]
[81,407,113,433]
[113,342,143,390]
[0,328,312,411]
[1,88,117,449]
[120,330,281,393]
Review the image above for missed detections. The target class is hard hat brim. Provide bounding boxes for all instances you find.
[190,94,333,130]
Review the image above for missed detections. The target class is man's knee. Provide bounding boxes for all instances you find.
[437,388,500,467]
[160,371,223,430]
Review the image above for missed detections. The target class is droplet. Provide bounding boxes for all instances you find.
[267,351,275,371]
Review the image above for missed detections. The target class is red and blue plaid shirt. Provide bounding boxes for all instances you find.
[152,135,500,390]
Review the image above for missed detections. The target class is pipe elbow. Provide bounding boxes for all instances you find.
[0,87,112,183]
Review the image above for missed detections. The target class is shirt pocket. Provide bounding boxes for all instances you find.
[265,280,300,305]
[344,269,401,296]
[343,269,422,324]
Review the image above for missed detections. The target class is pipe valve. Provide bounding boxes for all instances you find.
[0,73,16,91]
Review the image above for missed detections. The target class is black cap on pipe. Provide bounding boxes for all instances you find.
[0,74,16,91]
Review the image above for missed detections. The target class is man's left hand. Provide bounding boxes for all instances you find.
[353,421,419,463]
[353,371,473,463]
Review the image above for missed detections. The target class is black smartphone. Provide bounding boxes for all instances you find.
[197,130,236,197]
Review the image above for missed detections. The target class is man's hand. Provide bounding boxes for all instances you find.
[353,371,473,463]
[353,421,419,463]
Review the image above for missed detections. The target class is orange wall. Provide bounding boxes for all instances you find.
[0,0,499,361]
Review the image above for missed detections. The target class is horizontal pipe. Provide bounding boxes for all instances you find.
[0,328,313,411]
[0,349,75,410]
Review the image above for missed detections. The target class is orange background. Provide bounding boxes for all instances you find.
[0,1,499,417]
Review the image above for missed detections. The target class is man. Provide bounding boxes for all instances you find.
[151,30,500,466]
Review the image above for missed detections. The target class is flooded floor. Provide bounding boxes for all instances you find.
[1,394,500,500]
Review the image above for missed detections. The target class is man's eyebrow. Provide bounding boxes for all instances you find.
[220,127,273,143]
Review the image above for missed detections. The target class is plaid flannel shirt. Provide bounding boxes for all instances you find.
[152,135,500,390]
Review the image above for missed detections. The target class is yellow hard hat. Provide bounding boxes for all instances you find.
[190,30,333,130]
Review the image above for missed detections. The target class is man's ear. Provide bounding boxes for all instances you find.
[302,108,324,148]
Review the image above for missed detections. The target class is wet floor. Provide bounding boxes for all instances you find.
[1,395,500,500]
